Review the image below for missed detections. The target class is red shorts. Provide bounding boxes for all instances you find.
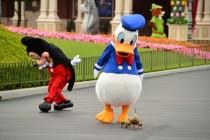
[44,64,71,104]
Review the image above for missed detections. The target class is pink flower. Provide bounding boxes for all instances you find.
[3,25,210,60]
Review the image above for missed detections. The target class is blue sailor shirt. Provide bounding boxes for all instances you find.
[94,42,143,76]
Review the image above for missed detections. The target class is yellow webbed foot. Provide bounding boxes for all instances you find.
[117,105,130,124]
[117,114,130,124]
[96,109,114,124]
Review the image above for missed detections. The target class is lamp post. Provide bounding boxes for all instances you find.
[187,0,193,41]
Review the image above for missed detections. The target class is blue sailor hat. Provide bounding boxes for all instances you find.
[121,14,145,31]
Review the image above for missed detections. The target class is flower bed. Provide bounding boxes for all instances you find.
[4,25,210,60]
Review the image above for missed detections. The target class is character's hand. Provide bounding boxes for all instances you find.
[39,62,49,70]
[94,69,100,79]
[149,22,157,31]
[33,55,51,70]
[139,74,144,82]
[71,55,81,66]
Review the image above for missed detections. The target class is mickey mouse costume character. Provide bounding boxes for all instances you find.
[21,36,81,112]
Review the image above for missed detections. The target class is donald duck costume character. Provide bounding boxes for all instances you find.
[94,14,145,124]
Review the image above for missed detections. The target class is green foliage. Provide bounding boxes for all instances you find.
[0,25,31,63]
[167,18,187,24]
[0,62,50,91]
[45,38,107,58]
[45,38,148,58]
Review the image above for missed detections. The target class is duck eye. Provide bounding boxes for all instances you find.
[130,35,137,45]
[117,32,124,44]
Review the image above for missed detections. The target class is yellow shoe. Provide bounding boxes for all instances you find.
[96,109,114,124]
[117,114,129,124]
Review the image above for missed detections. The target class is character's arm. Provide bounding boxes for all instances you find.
[32,52,53,70]
[33,58,49,70]
[149,21,157,31]
[134,47,144,81]
[71,55,81,66]
[39,52,53,69]
[38,62,50,70]
[94,43,114,78]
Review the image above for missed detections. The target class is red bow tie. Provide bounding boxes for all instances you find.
[116,54,134,66]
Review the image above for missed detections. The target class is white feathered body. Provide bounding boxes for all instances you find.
[96,73,142,107]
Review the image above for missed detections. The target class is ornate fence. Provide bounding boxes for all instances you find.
[0,49,210,91]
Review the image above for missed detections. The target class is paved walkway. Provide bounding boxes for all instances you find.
[0,67,210,140]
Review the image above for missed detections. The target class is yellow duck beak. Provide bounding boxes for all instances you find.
[114,41,134,58]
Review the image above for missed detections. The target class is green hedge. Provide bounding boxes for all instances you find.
[0,25,31,63]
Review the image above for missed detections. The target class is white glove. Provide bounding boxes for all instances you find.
[39,62,49,70]
[38,62,53,70]
[71,55,81,66]
[139,74,144,82]
[94,69,100,79]
[48,63,53,67]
